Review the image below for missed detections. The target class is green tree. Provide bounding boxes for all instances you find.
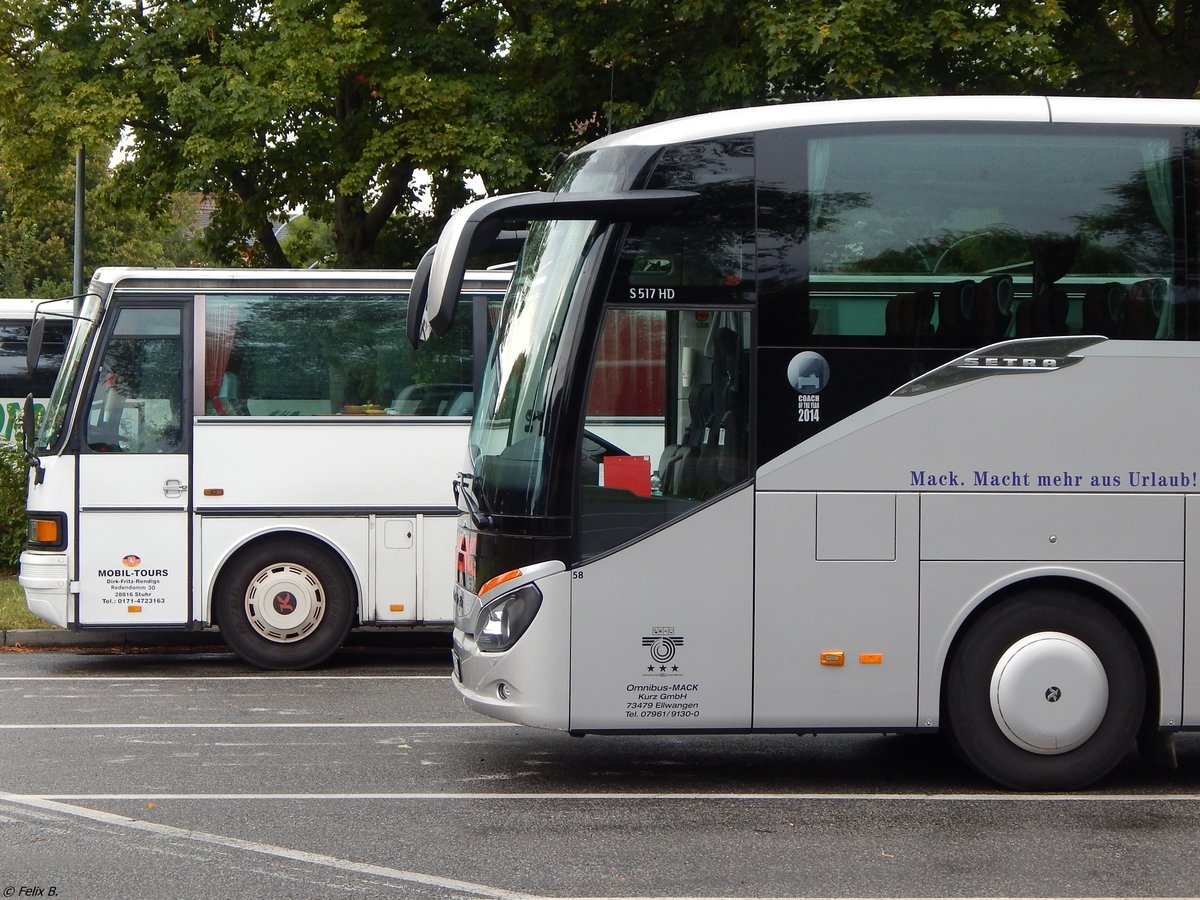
[501,1,1072,143]
[1053,2,1200,99]
[0,155,206,297]
[3,0,1196,284]
[2,0,526,269]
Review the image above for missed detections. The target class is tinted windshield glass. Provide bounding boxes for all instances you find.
[468,148,639,517]
[471,219,602,515]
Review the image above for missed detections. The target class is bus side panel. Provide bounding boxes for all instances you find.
[373,516,417,622]
[417,514,458,622]
[917,489,1186,730]
[192,420,466,508]
[568,487,754,731]
[919,561,1183,729]
[753,491,920,728]
[198,517,370,623]
[759,348,1200,497]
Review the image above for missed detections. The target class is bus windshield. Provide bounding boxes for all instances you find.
[37,290,101,451]
[469,148,641,517]
[470,219,599,516]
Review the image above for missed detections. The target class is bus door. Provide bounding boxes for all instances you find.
[569,307,755,730]
[76,303,191,626]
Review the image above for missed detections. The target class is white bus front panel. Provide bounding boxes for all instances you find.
[19,453,77,628]
[77,453,190,626]
[454,566,573,730]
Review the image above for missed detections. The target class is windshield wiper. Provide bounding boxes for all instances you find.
[453,472,493,528]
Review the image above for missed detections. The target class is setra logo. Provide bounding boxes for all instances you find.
[962,356,1060,370]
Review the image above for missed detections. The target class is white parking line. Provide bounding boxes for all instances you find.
[0,721,515,729]
[0,674,448,680]
[0,792,537,900]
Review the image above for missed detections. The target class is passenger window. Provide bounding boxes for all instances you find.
[759,126,1183,344]
[86,307,183,453]
[202,293,476,416]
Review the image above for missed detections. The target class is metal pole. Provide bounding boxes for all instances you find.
[72,144,85,298]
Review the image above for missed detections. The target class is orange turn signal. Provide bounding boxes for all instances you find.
[479,568,523,597]
[31,518,59,544]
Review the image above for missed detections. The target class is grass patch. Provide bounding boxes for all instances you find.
[0,573,48,631]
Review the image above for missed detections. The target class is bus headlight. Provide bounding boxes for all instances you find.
[475,584,542,652]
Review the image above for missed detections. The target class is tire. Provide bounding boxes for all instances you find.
[943,589,1144,791]
[215,538,356,670]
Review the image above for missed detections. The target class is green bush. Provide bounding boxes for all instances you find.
[0,439,28,569]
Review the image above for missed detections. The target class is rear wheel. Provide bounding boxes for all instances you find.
[215,538,355,670]
[944,589,1144,790]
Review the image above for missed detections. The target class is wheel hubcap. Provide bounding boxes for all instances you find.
[990,631,1108,755]
[244,562,326,643]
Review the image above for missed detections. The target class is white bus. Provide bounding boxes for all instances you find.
[20,266,508,669]
[415,95,1200,790]
[0,297,74,442]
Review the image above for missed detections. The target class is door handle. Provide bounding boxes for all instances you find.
[164,479,188,498]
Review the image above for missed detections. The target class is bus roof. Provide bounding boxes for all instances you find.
[87,266,511,293]
[586,95,1200,151]
[0,297,75,316]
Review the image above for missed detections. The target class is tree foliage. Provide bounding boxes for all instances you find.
[3,0,523,270]
[1052,1,1200,99]
[0,153,206,297]
[1,1,1197,279]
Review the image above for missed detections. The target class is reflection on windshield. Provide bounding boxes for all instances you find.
[470,218,598,515]
[38,292,101,451]
[465,144,651,518]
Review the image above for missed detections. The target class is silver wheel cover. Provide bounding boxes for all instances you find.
[243,561,326,643]
[990,631,1108,755]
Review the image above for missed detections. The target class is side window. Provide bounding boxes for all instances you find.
[203,293,478,417]
[0,318,69,396]
[578,307,751,561]
[86,307,183,453]
[759,126,1183,345]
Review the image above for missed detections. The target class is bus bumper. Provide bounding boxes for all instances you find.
[451,568,572,730]
[18,551,71,628]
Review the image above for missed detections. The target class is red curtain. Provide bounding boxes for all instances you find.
[204,298,240,403]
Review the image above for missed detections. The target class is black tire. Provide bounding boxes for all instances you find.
[214,537,356,670]
[943,589,1144,791]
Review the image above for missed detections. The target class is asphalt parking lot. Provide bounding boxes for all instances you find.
[3,639,1200,899]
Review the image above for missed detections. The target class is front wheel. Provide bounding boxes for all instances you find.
[944,590,1144,791]
[215,538,356,670]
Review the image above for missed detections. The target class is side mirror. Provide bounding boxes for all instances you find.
[22,394,44,485]
[26,316,45,373]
